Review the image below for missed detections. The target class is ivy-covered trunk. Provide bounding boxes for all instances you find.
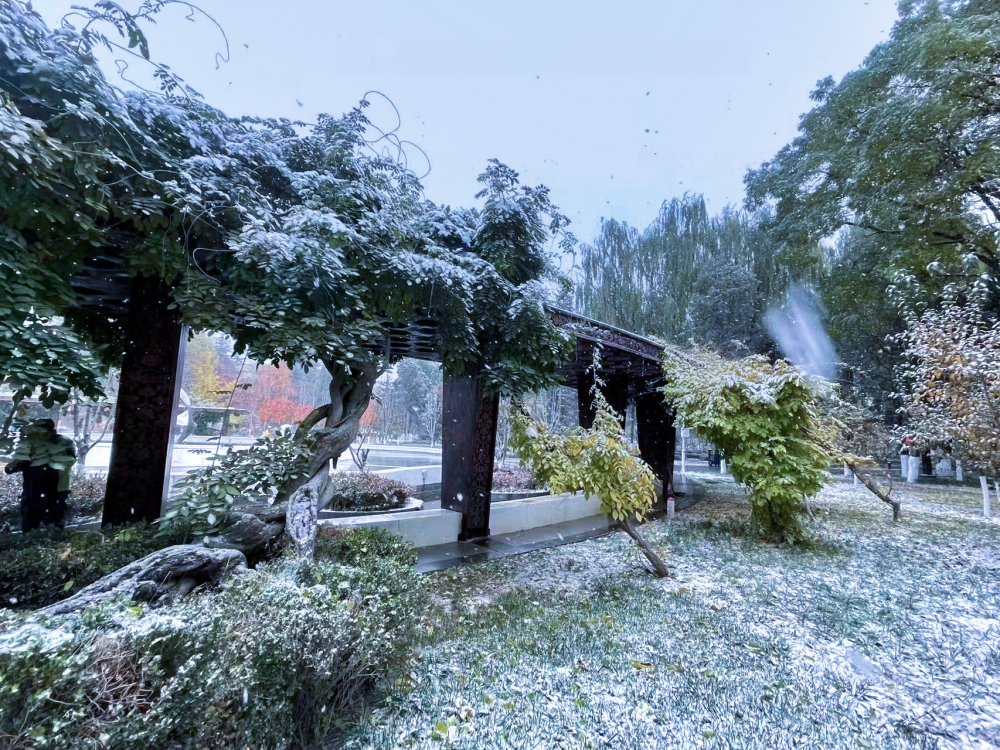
[285,361,378,559]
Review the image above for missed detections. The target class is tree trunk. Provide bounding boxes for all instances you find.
[37,545,247,617]
[621,515,672,578]
[847,460,902,521]
[285,360,378,560]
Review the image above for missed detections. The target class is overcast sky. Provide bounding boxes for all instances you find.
[35,0,900,244]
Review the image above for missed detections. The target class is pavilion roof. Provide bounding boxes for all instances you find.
[70,264,667,394]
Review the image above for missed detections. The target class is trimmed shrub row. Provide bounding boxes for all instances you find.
[328,472,412,512]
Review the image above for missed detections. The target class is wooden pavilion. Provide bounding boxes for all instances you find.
[69,262,675,538]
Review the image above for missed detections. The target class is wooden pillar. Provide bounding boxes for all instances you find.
[102,276,185,526]
[578,363,597,429]
[441,365,499,541]
[635,386,676,490]
[576,340,629,429]
[602,371,629,428]
[577,369,628,429]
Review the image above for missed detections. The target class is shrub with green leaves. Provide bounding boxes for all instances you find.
[492,466,539,491]
[315,524,418,567]
[65,474,106,518]
[662,346,830,542]
[0,470,19,523]
[327,472,413,512]
[163,433,316,534]
[0,528,423,749]
[510,393,658,521]
[0,524,190,610]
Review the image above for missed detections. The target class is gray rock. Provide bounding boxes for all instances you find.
[204,512,284,556]
[37,545,248,617]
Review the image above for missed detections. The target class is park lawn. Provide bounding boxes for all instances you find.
[889,479,996,515]
[340,481,1000,750]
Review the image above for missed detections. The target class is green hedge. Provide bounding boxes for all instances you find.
[328,472,413,512]
[0,527,423,749]
[1,471,108,525]
[316,524,418,566]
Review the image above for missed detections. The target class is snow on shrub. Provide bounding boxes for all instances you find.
[328,473,413,512]
[0,528,423,749]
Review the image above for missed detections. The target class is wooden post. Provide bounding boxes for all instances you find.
[601,371,629,428]
[102,276,185,526]
[574,340,627,429]
[577,361,597,430]
[982,476,992,519]
[441,365,499,541]
[635,387,676,491]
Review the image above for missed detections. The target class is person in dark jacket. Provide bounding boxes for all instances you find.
[4,419,76,531]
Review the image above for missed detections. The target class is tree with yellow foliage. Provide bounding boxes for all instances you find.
[510,390,670,577]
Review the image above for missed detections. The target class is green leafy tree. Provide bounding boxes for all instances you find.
[0,321,105,446]
[172,153,575,558]
[184,333,228,406]
[745,0,1000,301]
[0,2,273,352]
[818,228,906,422]
[0,2,293,523]
[687,262,769,356]
[663,346,831,543]
[1,5,575,553]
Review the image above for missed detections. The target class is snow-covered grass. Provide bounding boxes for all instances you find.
[339,480,1000,749]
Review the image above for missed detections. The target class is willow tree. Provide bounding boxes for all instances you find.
[576,196,708,339]
[575,195,802,349]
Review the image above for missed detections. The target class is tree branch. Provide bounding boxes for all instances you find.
[847,460,902,521]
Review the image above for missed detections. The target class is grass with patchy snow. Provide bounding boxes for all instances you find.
[338,477,1000,750]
